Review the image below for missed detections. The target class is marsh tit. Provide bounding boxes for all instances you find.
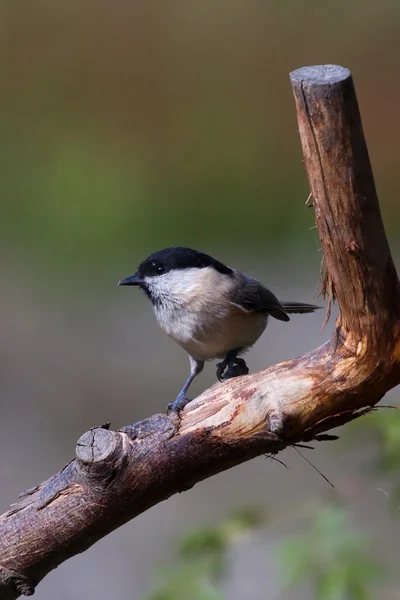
[119,247,320,414]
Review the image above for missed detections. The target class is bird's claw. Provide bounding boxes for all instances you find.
[167,393,189,415]
[216,360,227,382]
[216,357,249,381]
[224,362,249,379]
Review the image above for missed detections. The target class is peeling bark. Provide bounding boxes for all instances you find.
[1,64,400,599]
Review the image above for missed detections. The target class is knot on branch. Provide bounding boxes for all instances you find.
[118,413,178,442]
[0,565,35,596]
[76,427,125,476]
[268,411,286,435]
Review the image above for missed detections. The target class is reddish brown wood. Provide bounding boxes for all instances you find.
[1,65,400,599]
[290,65,400,342]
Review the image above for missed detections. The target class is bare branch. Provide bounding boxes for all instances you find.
[1,64,400,599]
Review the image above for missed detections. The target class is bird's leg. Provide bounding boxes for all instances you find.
[216,349,249,381]
[167,357,204,414]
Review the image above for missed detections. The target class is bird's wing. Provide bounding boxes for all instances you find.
[231,274,290,322]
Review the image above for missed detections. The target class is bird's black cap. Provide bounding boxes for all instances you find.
[136,247,233,278]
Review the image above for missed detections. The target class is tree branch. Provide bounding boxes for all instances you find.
[1,64,400,599]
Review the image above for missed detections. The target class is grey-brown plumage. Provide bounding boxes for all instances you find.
[232,274,318,321]
[118,247,321,413]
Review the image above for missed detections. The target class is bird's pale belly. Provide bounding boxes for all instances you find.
[172,309,269,361]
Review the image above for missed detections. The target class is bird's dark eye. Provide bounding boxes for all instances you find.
[154,264,165,275]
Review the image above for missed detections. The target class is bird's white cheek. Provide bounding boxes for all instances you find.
[145,270,204,304]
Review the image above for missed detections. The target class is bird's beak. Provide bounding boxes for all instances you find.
[118,272,144,286]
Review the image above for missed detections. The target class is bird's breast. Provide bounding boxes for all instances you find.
[153,301,268,360]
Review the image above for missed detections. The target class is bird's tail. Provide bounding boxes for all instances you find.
[280,301,322,314]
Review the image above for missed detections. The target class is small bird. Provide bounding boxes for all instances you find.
[119,247,320,414]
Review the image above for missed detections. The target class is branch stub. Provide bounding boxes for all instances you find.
[76,428,120,466]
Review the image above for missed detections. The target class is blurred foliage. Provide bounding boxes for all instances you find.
[351,408,400,504]
[145,505,386,600]
[144,509,263,600]
[1,123,315,275]
[280,505,384,600]
[2,1,400,277]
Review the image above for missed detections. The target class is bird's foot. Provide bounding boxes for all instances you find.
[167,392,190,415]
[225,358,249,379]
[216,356,249,381]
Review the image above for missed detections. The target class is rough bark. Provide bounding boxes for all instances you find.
[1,64,400,599]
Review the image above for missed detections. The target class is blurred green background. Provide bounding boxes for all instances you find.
[1,1,400,599]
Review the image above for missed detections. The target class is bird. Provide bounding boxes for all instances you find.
[118,247,321,414]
